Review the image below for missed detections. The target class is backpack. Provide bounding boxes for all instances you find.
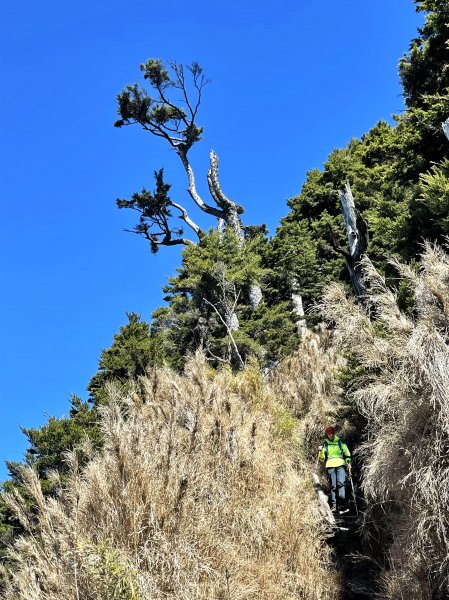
[324,438,344,461]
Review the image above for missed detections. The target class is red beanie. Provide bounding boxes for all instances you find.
[325,426,335,437]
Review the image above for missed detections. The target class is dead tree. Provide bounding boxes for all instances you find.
[115,59,263,311]
[115,59,245,248]
[203,263,244,367]
[291,277,307,336]
[443,117,449,141]
[331,181,369,299]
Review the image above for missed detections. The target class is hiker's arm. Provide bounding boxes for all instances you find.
[318,445,325,462]
[342,442,351,464]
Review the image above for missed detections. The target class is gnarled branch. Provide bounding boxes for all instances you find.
[115,60,246,238]
[117,169,200,253]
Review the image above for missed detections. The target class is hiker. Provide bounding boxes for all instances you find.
[318,426,351,512]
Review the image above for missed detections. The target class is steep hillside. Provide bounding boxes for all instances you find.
[1,355,339,599]
[1,2,448,598]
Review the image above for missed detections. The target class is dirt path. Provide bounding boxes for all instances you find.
[313,472,379,598]
[331,521,378,599]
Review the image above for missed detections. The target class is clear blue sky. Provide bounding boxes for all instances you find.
[0,0,421,479]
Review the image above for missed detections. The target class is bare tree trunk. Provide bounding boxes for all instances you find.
[291,278,307,336]
[208,150,263,311]
[443,117,449,141]
[339,181,369,299]
[213,264,241,335]
[177,148,222,219]
[225,311,240,332]
[249,284,263,309]
[207,150,245,244]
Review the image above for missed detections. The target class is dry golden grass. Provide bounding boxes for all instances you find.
[321,242,449,600]
[2,353,339,599]
[266,328,345,463]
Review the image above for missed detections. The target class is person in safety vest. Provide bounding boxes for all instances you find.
[318,426,351,512]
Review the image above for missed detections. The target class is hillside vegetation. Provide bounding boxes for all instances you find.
[1,1,449,598]
[2,355,339,599]
[2,242,448,598]
[321,243,449,598]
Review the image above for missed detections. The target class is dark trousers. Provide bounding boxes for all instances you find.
[327,466,346,506]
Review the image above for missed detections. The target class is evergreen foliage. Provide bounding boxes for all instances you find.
[152,230,298,369]
[2,3,449,593]
[88,312,164,405]
[21,396,101,489]
[114,59,205,152]
[399,0,449,109]
[270,0,449,310]
[116,169,196,252]
[419,157,449,233]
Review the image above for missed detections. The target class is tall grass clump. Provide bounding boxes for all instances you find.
[1,353,339,599]
[266,329,346,462]
[321,242,449,599]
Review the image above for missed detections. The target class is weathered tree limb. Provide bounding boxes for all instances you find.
[203,298,244,367]
[443,117,449,141]
[116,60,264,308]
[117,170,201,251]
[207,150,245,244]
[338,181,369,299]
[116,61,245,235]
[291,277,307,336]
[170,200,202,239]
[214,268,241,333]
[124,225,196,251]
[177,148,224,219]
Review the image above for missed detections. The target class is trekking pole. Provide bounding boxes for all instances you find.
[314,447,322,470]
[348,472,359,516]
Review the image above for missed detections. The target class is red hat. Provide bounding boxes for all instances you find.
[325,426,335,437]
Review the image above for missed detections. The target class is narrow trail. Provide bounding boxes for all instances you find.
[330,517,378,599]
[312,472,379,599]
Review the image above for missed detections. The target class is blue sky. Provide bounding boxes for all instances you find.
[0,0,421,479]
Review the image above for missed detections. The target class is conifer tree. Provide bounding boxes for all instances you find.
[115,59,289,364]
[399,0,449,109]
[20,395,101,488]
[269,0,449,311]
[115,59,245,245]
[152,230,298,369]
[88,312,163,404]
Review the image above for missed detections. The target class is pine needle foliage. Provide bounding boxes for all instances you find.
[152,230,298,369]
[270,0,449,312]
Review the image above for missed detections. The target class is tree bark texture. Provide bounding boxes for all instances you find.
[339,182,369,299]
[207,150,245,244]
[443,117,449,141]
[249,283,263,310]
[225,311,240,332]
[291,278,307,336]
